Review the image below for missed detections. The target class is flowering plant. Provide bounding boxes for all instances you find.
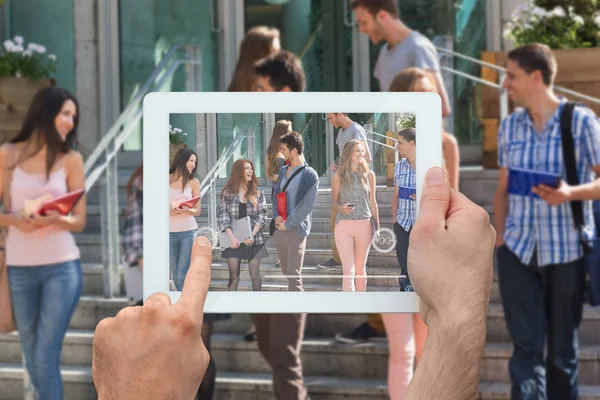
[0,36,57,79]
[169,125,188,145]
[503,0,600,48]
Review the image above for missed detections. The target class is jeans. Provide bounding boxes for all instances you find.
[497,245,585,400]
[7,259,83,400]
[169,229,197,290]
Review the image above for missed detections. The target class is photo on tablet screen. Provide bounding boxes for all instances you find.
[143,92,442,313]
[167,111,420,293]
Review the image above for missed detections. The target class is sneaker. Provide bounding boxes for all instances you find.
[243,329,257,342]
[318,258,342,269]
[334,322,387,344]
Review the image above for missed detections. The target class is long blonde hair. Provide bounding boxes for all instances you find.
[228,26,280,92]
[337,139,370,191]
[266,120,291,177]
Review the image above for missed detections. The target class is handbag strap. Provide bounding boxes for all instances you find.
[280,165,306,193]
[559,102,588,245]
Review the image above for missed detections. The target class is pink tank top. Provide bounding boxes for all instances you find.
[6,165,80,266]
[169,185,198,232]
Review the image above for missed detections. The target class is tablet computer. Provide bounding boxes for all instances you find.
[143,92,442,313]
[37,189,85,216]
[218,216,253,248]
[507,167,561,198]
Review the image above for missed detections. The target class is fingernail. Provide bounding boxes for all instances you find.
[426,167,444,185]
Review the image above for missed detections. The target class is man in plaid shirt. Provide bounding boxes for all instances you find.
[493,43,600,399]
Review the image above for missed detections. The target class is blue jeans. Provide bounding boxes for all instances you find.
[169,229,197,290]
[7,259,83,400]
[497,246,585,400]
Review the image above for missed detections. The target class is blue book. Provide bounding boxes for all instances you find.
[398,186,416,199]
[507,167,561,198]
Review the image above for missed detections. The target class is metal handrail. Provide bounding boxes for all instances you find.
[435,45,600,105]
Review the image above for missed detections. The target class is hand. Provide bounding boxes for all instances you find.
[532,181,571,206]
[92,236,211,400]
[275,216,284,225]
[29,210,61,227]
[13,214,38,233]
[330,163,338,172]
[342,203,355,215]
[408,167,495,326]
[170,199,185,213]
[243,238,254,246]
[230,238,240,249]
[137,258,143,271]
[410,194,417,201]
[276,220,287,231]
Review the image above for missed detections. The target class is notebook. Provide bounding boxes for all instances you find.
[398,186,416,199]
[219,216,253,248]
[507,167,561,198]
[37,189,85,216]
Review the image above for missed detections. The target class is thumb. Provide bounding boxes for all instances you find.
[415,167,450,237]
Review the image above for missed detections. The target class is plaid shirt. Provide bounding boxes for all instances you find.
[218,189,268,246]
[498,100,600,266]
[121,177,143,266]
[394,158,417,231]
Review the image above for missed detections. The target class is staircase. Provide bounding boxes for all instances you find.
[1,168,600,399]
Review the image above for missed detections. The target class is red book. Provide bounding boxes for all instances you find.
[178,196,200,209]
[37,189,85,216]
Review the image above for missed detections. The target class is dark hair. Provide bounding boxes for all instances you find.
[507,43,557,86]
[126,162,143,201]
[398,128,416,144]
[10,87,79,179]
[228,26,281,92]
[280,131,304,156]
[169,147,198,191]
[254,50,306,92]
[350,0,399,18]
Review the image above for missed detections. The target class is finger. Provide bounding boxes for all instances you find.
[414,167,449,236]
[178,236,212,321]
[144,292,171,308]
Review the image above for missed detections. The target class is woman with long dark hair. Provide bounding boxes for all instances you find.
[169,147,201,291]
[218,159,268,291]
[0,87,86,399]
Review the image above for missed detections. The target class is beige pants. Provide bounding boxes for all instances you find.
[273,229,307,291]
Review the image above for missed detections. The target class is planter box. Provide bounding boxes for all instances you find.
[479,47,600,169]
[0,77,55,144]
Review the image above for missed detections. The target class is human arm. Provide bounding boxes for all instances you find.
[284,171,319,230]
[368,171,379,229]
[405,167,494,400]
[331,172,353,215]
[431,70,452,118]
[30,151,87,232]
[0,145,37,232]
[218,195,239,248]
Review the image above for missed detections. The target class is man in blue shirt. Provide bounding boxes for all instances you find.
[493,43,600,399]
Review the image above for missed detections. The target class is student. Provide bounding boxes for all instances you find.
[349,0,451,117]
[0,87,86,398]
[92,166,497,400]
[251,50,311,400]
[218,159,268,291]
[122,162,144,306]
[494,43,600,399]
[331,139,379,291]
[169,147,201,291]
[320,113,373,269]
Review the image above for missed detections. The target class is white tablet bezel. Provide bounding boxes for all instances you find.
[143,92,442,313]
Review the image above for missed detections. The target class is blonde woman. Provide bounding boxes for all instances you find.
[266,120,292,201]
[331,139,379,291]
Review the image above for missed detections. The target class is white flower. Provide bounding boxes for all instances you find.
[23,49,33,57]
[183,133,187,136]
[13,36,24,45]
[573,15,584,25]
[531,7,547,18]
[3,40,15,52]
[48,54,56,61]
[174,128,182,133]
[15,71,22,78]
[35,44,46,54]
[12,44,24,53]
[550,7,566,17]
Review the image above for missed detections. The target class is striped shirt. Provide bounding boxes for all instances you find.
[394,158,417,231]
[498,100,600,267]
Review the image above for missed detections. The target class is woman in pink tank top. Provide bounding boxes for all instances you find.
[169,148,201,291]
[0,87,86,399]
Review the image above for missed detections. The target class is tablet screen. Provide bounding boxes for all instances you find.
[166,111,419,294]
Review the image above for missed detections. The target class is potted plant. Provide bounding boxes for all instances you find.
[169,125,187,163]
[479,0,600,168]
[0,36,57,142]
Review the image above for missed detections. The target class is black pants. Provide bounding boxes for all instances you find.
[497,245,585,400]
[393,222,412,291]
